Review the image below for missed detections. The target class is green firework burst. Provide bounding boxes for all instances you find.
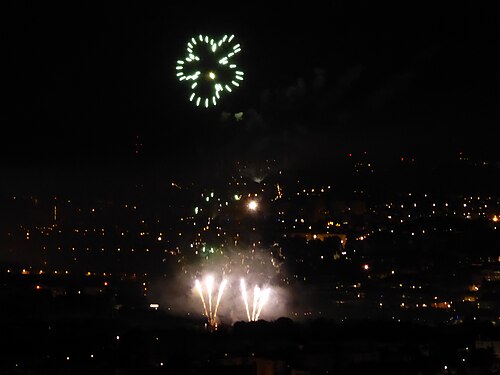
[176,34,244,108]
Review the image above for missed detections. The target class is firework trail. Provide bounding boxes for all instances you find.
[195,279,209,318]
[240,278,272,321]
[240,278,251,321]
[251,285,260,321]
[214,279,227,319]
[194,275,227,329]
[206,275,214,322]
[255,287,271,320]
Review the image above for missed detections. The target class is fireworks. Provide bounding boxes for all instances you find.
[247,200,258,211]
[194,275,273,326]
[194,275,227,328]
[176,34,244,107]
[240,278,271,321]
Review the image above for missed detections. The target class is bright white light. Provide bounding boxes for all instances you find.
[195,275,227,328]
[248,200,258,211]
[240,279,271,321]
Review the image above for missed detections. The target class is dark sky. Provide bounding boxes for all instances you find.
[2,3,499,185]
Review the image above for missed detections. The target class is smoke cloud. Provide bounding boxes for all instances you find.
[148,246,292,325]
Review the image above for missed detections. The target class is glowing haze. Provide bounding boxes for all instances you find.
[149,246,290,324]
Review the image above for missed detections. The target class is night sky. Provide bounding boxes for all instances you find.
[2,3,499,187]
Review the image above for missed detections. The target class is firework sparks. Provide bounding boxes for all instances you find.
[255,287,271,321]
[251,285,260,321]
[240,278,271,321]
[240,278,251,321]
[195,279,209,318]
[247,200,258,211]
[176,34,244,107]
[206,275,214,322]
[214,279,227,319]
[194,275,227,329]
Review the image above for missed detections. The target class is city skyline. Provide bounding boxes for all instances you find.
[1,5,500,372]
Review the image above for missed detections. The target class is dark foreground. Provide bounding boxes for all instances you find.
[2,303,500,374]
